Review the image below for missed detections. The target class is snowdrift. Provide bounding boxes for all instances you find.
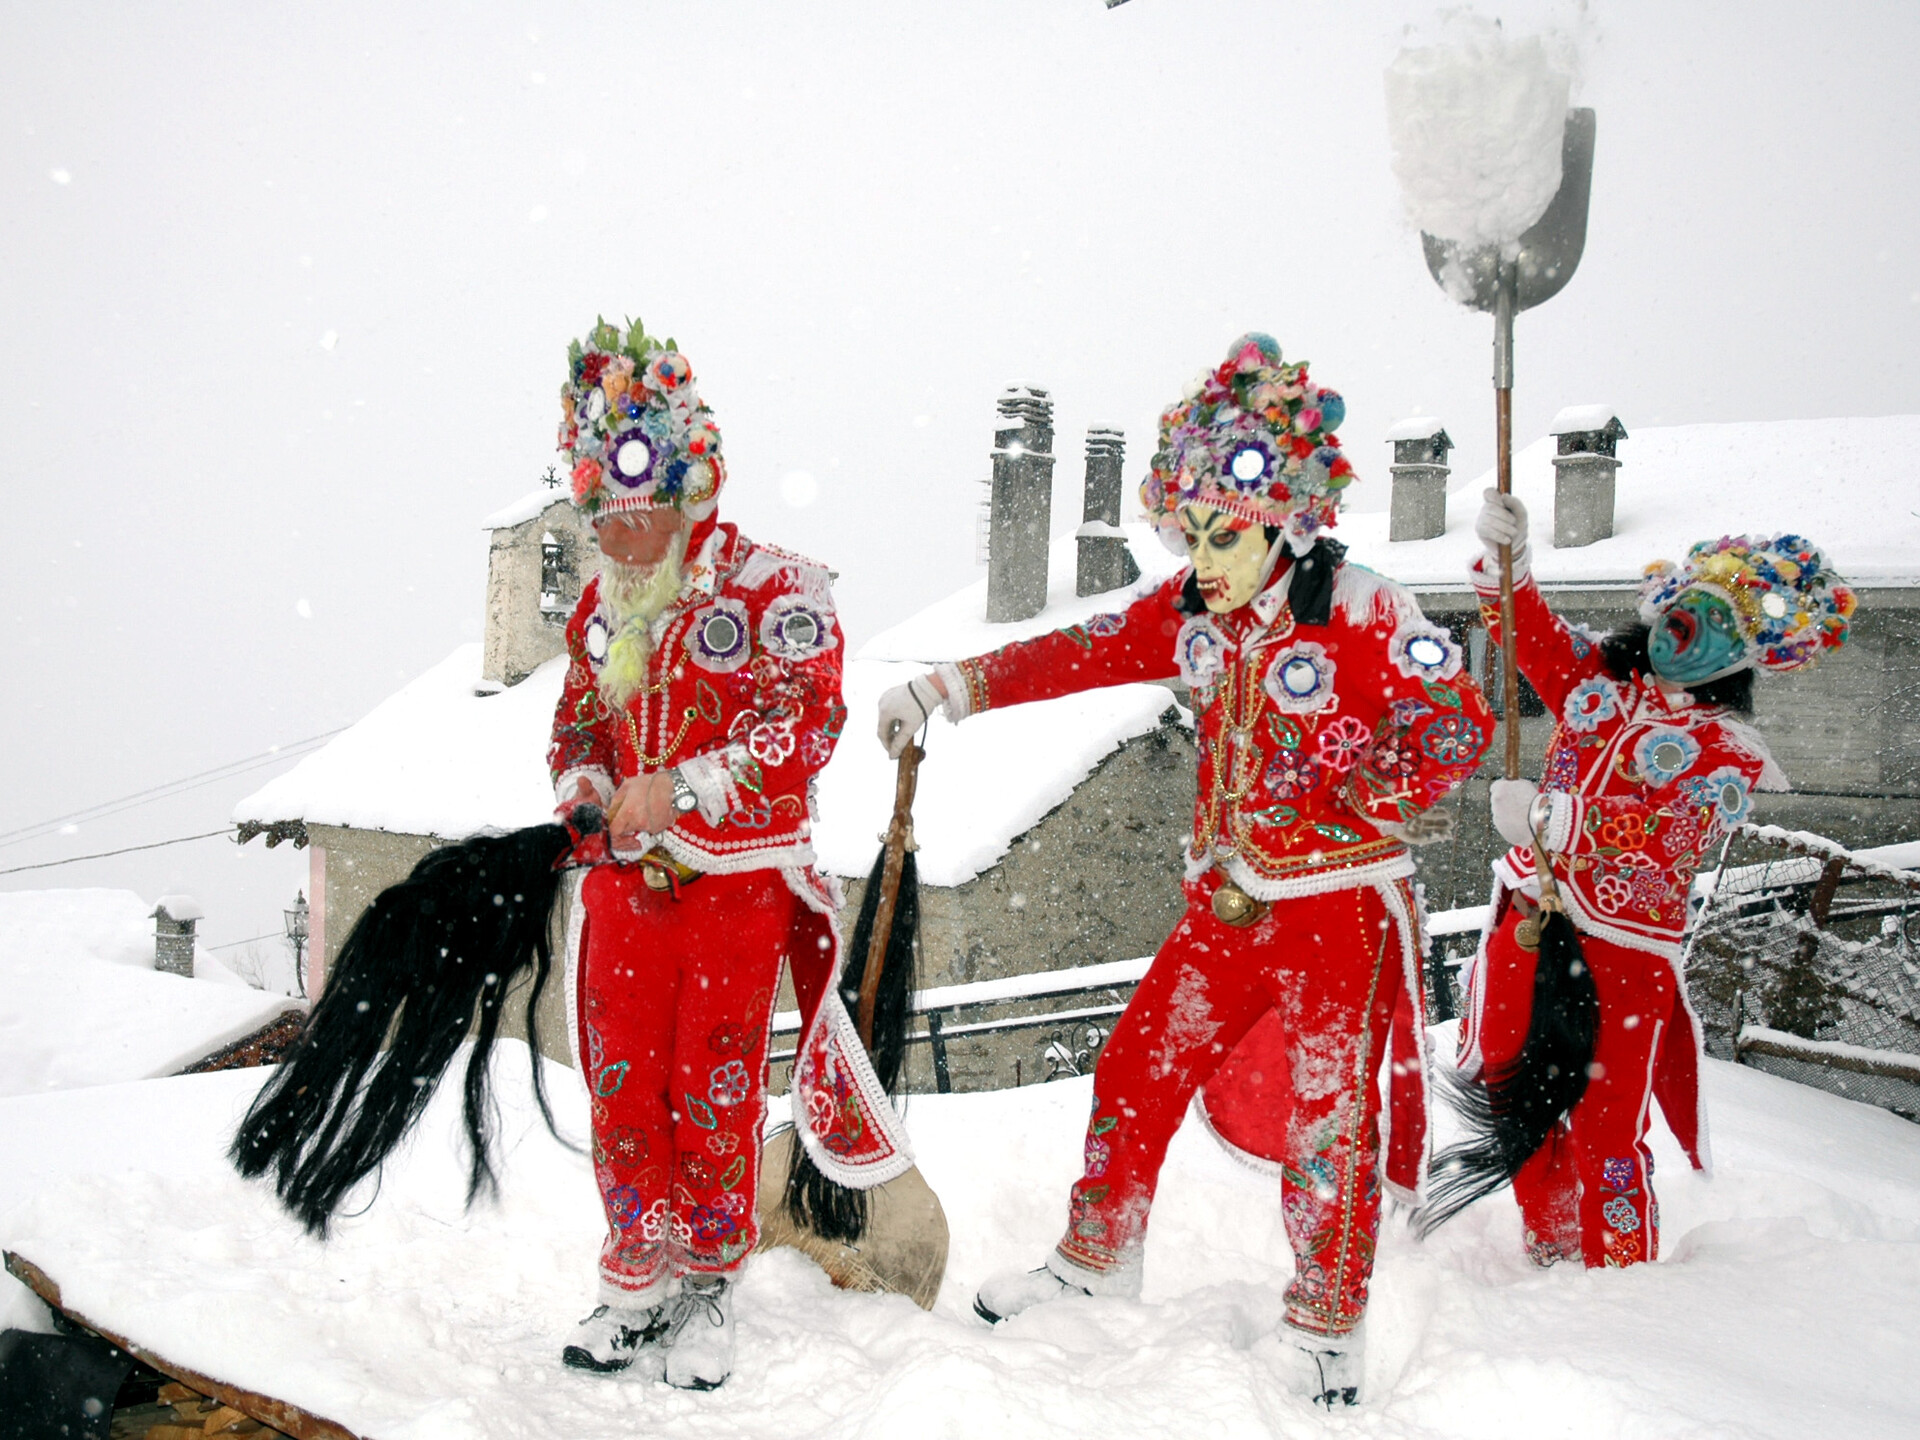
[5,1037,1919,1437]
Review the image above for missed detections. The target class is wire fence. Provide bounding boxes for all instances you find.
[1683,825,1920,1121]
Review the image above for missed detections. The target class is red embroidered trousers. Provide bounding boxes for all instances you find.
[1056,879,1402,1337]
[576,864,791,1302]
[1475,904,1672,1269]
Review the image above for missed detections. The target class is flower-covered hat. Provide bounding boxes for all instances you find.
[1637,533,1855,674]
[558,316,725,521]
[1140,333,1356,556]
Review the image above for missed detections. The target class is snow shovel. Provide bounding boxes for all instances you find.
[758,740,950,1309]
[1409,111,1603,1235]
[1418,107,1595,777]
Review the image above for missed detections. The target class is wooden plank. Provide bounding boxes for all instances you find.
[3,1250,361,1440]
[1738,1034,1920,1085]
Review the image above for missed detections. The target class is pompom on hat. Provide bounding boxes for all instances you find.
[558,316,725,523]
[1140,333,1356,556]
[1637,533,1856,674]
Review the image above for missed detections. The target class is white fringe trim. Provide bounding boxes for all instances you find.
[562,868,587,1080]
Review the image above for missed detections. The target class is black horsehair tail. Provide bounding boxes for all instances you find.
[230,820,585,1237]
[783,845,921,1244]
[1414,910,1599,1238]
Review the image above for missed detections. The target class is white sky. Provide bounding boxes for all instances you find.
[4,0,1918,951]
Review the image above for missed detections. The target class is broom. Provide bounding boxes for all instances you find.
[781,741,924,1243]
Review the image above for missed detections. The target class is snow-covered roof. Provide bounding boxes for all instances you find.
[1341,415,1920,589]
[1385,416,1449,442]
[1549,404,1624,436]
[0,889,302,1100]
[481,482,570,532]
[234,644,1182,889]
[861,524,1184,663]
[235,647,563,838]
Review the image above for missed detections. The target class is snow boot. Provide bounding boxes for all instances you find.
[664,1276,735,1391]
[1279,1322,1363,1409]
[561,1302,670,1376]
[973,1266,1090,1324]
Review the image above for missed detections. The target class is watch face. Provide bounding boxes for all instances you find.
[676,792,698,812]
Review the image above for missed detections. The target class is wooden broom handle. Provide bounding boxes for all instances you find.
[857,741,923,1050]
[1496,384,1522,781]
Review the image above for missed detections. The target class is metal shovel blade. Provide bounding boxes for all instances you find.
[1421,108,1596,314]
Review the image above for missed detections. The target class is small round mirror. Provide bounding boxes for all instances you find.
[1761,592,1789,619]
[1230,447,1268,483]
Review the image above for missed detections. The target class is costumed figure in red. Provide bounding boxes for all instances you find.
[549,318,911,1388]
[876,335,1494,1407]
[1441,490,1855,1269]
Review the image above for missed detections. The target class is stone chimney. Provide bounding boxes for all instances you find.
[985,386,1056,623]
[1549,406,1626,548]
[1386,418,1453,541]
[153,895,203,978]
[1074,427,1139,597]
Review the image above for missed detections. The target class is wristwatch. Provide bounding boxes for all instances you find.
[669,769,699,816]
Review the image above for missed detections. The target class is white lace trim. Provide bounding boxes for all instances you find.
[932,661,974,721]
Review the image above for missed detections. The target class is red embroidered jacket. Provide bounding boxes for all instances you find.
[548,523,848,874]
[940,559,1494,899]
[1470,557,1784,959]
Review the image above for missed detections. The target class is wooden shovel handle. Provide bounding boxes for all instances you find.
[1496,384,1522,781]
[857,742,923,1050]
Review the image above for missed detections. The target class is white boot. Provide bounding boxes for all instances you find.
[1279,1321,1363,1409]
[561,1302,669,1376]
[664,1276,735,1391]
[973,1266,1090,1324]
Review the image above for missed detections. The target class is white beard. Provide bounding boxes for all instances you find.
[597,532,688,710]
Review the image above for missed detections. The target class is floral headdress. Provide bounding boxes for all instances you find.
[558,316,725,521]
[1637,533,1855,674]
[1140,333,1355,556]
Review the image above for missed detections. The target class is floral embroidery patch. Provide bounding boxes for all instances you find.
[1634,727,1702,787]
[1421,714,1485,765]
[1263,640,1337,714]
[1563,676,1622,734]
[1087,611,1127,637]
[1313,714,1372,773]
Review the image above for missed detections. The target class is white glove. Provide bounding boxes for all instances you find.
[1490,778,1540,849]
[1374,809,1454,847]
[1475,489,1531,576]
[876,675,943,758]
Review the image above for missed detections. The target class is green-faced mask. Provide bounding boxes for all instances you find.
[1648,587,1749,685]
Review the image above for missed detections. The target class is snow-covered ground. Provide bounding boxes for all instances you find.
[3,1034,1917,1439]
[0,889,303,1100]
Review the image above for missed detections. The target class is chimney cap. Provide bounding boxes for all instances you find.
[1549,405,1626,440]
[1384,416,1449,444]
[153,894,204,923]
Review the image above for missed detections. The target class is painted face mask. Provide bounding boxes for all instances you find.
[1179,503,1272,614]
[1648,587,1748,685]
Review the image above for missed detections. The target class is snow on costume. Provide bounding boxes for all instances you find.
[917,337,1494,1375]
[550,321,911,1313]
[1456,521,1855,1268]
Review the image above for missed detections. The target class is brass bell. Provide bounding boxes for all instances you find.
[1211,883,1268,928]
[1514,916,1542,951]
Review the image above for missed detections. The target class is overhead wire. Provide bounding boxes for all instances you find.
[0,827,239,877]
[0,728,345,852]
